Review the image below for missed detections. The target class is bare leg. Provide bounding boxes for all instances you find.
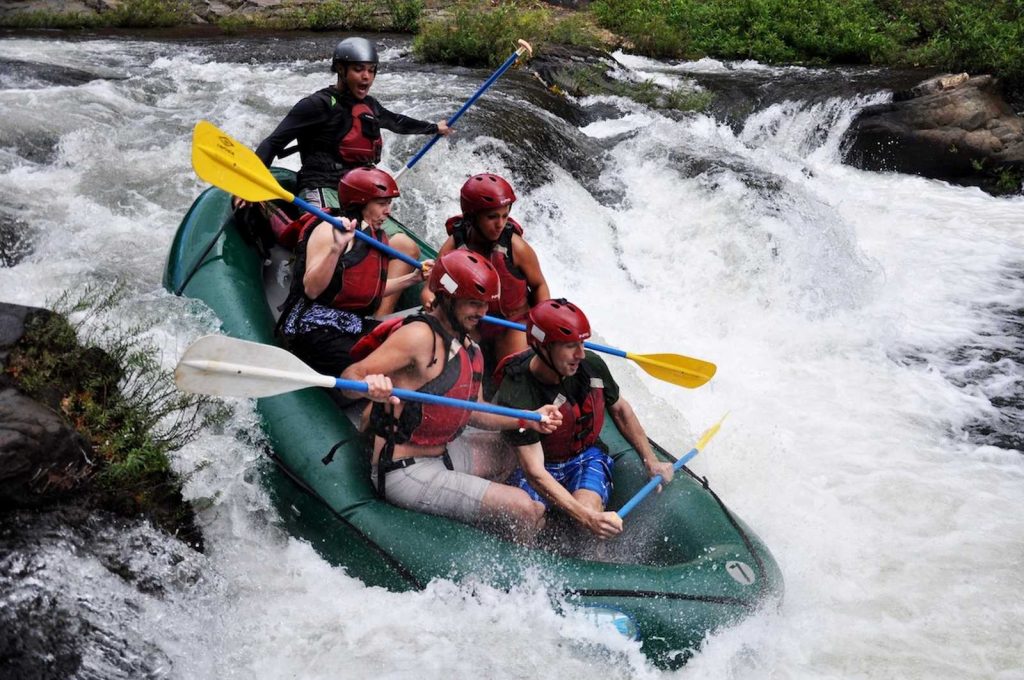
[479,483,546,544]
[573,488,606,512]
[378,233,420,316]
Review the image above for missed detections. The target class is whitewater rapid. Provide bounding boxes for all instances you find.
[1,35,1022,679]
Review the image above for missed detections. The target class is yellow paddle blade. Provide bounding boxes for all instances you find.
[191,120,294,203]
[626,352,717,389]
[695,413,728,451]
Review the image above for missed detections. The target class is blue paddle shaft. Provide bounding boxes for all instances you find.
[331,377,542,422]
[616,447,700,518]
[292,196,422,269]
[481,315,629,358]
[401,48,524,173]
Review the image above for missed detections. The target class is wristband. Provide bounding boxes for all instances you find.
[517,418,527,432]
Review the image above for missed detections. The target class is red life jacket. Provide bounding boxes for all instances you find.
[445,215,529,320]
[370,314,484,447]
[350,315,404,362]
[338,101,383,166]
[296,218,390,315]
[272,211,319,250]
[494,349,606,462]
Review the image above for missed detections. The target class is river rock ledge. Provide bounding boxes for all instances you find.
[843,73,1024,194]
[0,301,202,548]
[0,303,93,508]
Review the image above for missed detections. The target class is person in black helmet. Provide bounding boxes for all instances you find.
[254,36,450,208]
[249,36,449,314]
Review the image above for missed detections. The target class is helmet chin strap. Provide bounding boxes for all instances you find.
[534,344,566,384]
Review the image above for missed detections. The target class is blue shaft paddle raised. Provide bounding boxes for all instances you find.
[616,416,726,519]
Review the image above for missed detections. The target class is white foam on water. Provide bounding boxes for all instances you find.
[2,36,1023,679]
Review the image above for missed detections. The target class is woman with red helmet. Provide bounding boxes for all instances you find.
[278,167,433,377]
[423,173,550,367]
[340,250,563,542]
[492,299,676,539]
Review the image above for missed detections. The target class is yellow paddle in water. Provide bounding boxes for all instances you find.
[190,121,716,389]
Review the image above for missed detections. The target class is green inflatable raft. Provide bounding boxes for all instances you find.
[164,170,784,667]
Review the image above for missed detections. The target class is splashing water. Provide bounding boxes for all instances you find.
[1,35,1022,679]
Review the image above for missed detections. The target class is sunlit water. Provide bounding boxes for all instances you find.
[1,35,1022,679]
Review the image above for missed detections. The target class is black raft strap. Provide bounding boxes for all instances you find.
[321,438,347,466]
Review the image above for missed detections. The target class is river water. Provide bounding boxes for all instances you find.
[1,33,1022,680]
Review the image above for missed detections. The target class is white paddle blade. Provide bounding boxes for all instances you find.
[174,335,335,398]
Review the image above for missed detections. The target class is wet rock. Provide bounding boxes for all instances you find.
[0,387,95,509]
[0,303,96,508]
[0,213,35,268]
[844,74,1024,193]
[530,43,624,102]
[0,57,106,88]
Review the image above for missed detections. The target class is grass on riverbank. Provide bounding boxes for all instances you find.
[414,1,603,67]
[2,0,426,32]
[4,0,191,29]
[590,0,1024,92]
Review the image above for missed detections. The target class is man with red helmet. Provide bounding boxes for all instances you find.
[341,250,562,541]
[493,299,675,539]
[279,168,432,377]
[424,173,550,368]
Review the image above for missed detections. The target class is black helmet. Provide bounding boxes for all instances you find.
[331,37,379,73]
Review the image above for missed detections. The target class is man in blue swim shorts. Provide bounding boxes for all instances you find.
[493,299,675,539]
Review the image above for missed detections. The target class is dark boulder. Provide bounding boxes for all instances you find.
[844,74,1024,193]
[0,304,95,509]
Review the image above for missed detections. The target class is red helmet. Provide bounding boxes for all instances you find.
[339,167,400,208]
[527,298,591,350]
[428,249,500,302]
[460,173,516,216]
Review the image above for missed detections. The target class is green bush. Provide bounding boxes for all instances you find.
[415,0,606,66]
[592,0,907,63]
[109,0,192,28]
[7,284,223,492]
[590,0,1023,91]
[387,0,425,32]
[1,0,189,28]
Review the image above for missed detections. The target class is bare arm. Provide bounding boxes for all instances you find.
[420,237,456,309]
[608,396,674,484]
[382,259,432,297]
[302,220,355,299]
[516,442,622,538]
[511,235,550,305]
[340,322,434,399]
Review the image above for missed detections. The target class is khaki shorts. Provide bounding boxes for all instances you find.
[371,431,515,523]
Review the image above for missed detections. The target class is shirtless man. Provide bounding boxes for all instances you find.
[341,249,561,541]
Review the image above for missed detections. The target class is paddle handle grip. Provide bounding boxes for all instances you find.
[332,377,542,422]
[292,196,423,269]
[481,315,629,359]
[395,45,528,179]
[616,447,699,519]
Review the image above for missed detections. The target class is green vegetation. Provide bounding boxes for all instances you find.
[558,63,713,112]
[414,1,603,67]
[590,0,1024,91]
[215,0,424,34]
[5,284,223,539]
[3,0,190,28]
